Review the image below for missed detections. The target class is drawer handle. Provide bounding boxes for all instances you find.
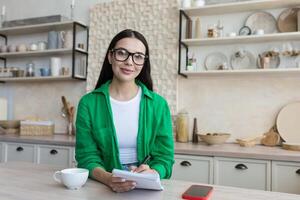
[50,149,58,155]
[296,169,300,175]
[235,163,248,170]
[180,161,192,167]
[16,147,24,152]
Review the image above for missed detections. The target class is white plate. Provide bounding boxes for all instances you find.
[230,50,256,70]
[245,11,278,34]
[204,52,228,70]
[276,102,300,143]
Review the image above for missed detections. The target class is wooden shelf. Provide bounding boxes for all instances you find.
[0,21,87,35]
[0,76,75,82]
[182,0,300,16]
[180,68,300,76]
[181,32,300,46]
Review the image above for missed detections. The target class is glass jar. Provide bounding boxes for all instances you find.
[176,110,189,142]
[26,61,35,77]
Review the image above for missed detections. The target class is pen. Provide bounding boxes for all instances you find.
[140,155,151,166]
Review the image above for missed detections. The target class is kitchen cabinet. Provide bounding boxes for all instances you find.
[214,157,271,190]
[178,0,300,77]
[37,145,73,167]
[0,21,88,82]
[6,142,36,162]
[0,142,3,162]
[1,141,74,167]
[272,161,300,194]
[172,154,213,183]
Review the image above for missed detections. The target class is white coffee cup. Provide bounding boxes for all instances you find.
[53,168,89,190]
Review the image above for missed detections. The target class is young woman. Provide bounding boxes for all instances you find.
[75,29,174,193]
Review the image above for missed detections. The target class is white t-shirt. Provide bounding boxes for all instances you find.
[110,87,141,164]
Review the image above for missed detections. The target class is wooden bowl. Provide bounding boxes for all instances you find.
[198,133,231,145]
[0,120,21,129]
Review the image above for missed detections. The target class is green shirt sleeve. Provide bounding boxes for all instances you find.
[149,99,175,179]
[75,97,105,178]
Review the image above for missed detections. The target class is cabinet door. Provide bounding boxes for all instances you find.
[6,143,35,162]
[172,154,213,183]
[272,161,300,194]
[37,145,72,167]
[214,157,271,190]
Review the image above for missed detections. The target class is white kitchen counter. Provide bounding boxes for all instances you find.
[0,162,299,200]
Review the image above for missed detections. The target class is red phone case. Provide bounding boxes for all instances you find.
[182,185,213,200]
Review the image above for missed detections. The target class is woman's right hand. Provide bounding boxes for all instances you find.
[106,174,136,193]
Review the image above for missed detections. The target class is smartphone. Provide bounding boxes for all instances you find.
[182,185,213,200]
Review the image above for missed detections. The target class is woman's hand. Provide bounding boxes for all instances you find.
[130,164,158,174]
[106,174,136,193]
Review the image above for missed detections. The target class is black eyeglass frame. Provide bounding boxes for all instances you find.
[110,48,148,66]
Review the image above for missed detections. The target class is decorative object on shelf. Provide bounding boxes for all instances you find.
[20,120,54,136]
[61,96,75,135]
[204,52,228,70]
[176,110,189,143]
[48,31,59,49]
[16,44,27,52]
[245,11,278,34]
[26,61,35,77]
[207,24,217,38]
[261,126,281,147]
[7,44,16,52]
[239,26,251,36]
[29,43,38,51]
[216,20,224,37]
[192,117,198,144]
[277,8,300,33]
[236,136,263,147]
[186,52,197,71]
[37,41,47,51]
[181,0,192,8]
[194,17,201,38]
[2,15,68,28]
[77,43,84,49]
[61,67,70,76]
[227,32,237,37]
[50,57,61,76]
[61,30,73,48]
[258,51,280,69]
[193,0,205,7]
[230,50,256,70]
[254,29,264,35]
[40,67,51,76]
[198,133,231,145]
[0,45,7,52]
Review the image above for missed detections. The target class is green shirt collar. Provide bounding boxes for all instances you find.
[92,80,153,99]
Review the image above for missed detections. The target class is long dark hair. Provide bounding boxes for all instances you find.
[95,29,153,91]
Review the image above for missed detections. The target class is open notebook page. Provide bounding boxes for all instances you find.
[112,169,164,190]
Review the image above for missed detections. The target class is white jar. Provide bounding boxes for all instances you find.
[50,57,61,76]
[194,0,205,7]
[182,0,192,8]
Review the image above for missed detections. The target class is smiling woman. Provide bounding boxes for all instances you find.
[75,29,174,193]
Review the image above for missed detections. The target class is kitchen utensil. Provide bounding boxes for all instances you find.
[277,8,300,32]
[276,102,300,143]
[53,168,88,190]
[282,143,300,151]
[230,50,256,70]
[245,11,277,34]
[239,26,251,36]
[204,52,228,70]
[47,31,58,49]
[236,136,263,147]
[257,52,280,69]
[40,67,51,76]
[61,96,71,119]
[261,128,281,146]
[37,41,47,50]
[176,110,189,143]
[198,133,230,145]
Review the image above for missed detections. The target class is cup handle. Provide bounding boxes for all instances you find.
[53,171,62,183]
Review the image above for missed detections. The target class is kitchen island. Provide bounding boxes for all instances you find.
[0,162,299,200]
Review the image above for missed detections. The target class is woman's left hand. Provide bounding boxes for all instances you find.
[130,164,158,174]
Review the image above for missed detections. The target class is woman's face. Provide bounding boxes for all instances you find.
[108,37,146,83]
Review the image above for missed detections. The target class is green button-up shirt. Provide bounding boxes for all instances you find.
[75,80,174,179]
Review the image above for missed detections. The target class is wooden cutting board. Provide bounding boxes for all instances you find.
[276,102,300,143]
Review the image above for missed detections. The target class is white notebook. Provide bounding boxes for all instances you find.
[112,169,164,190]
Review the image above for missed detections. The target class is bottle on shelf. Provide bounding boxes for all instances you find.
[192,117,199,144]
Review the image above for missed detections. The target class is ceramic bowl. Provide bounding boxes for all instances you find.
[198,133,231,145]
[0,120,21,129]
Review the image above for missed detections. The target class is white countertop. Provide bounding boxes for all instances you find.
[0,162,299,200]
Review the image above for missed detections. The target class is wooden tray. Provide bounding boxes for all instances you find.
[282,143,300,151]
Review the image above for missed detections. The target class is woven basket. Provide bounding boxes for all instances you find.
[20,121,54,136]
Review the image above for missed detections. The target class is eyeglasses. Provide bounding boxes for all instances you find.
[111,48,147,66]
